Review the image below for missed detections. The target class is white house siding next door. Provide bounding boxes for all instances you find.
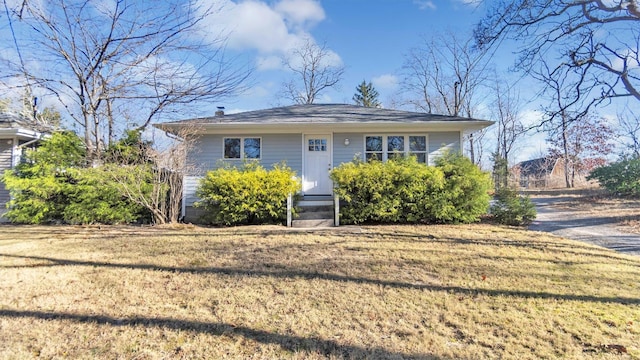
[303,134,332,195]
[0,139,13,222]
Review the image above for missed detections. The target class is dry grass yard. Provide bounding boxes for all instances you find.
[1,224,639,359]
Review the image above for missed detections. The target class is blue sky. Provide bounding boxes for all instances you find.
[206,0,496,112]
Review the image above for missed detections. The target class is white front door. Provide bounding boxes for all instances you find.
[303,134,332,195]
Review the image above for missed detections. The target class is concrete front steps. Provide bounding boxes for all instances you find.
[291,197,335,228]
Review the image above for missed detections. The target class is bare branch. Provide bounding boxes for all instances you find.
[3,0,251,161]
[476,0,640,109]
[280,38,344,104]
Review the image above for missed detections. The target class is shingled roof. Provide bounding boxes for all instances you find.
[155,104,493,134]
[0,112,50,138]
[517,157,559,177]
[0,112,31,129]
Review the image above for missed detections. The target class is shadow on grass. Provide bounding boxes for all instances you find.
[0,309,447,360]
[2,253,639,306]
[373,230,640,265]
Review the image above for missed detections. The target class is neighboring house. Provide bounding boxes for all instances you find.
[515,157,568,189]
[155,104,493,223]
[0,113,48,222]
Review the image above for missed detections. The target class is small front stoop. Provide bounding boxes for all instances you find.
[292,197,335,228]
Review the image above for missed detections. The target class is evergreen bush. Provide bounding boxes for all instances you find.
[331,154,491,224]
[489,187,537,226]
[331,156,445,224]
[433,152,493,223]
[587,158,640,197]
[1,131,145,224]
[195,162,300,226]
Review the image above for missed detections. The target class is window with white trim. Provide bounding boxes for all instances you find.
[365,135,427,163]
[224,137,261,159]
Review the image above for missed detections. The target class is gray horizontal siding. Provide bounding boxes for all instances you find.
[182,131,461,222]
[188,134,302,175]
[333,133,364,166]
[428,132,460,166]
[0,140,14,222]
[183,176,201,207]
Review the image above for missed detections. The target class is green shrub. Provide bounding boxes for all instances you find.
[331,153,491,224]
[1,131,145,224]
[489,187,537,226]
[331,156,445,224]
[1,131,85,223]
[195,162,300,226]
[62,167,147,224]
[433,152,492,223]
[587,158,640,197]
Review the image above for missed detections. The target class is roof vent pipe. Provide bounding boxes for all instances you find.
[215,106,225,117]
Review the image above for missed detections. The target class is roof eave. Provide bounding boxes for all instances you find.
[0,128,43,140]
[154,120,494,135]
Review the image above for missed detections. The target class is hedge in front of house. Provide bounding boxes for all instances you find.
[432,151,493,223]
[195,162,301,226]
[331,154,491,224]
[330,156,445,224]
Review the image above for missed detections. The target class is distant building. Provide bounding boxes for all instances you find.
[514,157,568,189]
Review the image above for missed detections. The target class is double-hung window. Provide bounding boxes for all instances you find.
[365,135,427,163]
[224,137,261,160]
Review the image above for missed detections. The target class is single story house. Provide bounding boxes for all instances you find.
[155,104,493,223]
[0,113,47,221]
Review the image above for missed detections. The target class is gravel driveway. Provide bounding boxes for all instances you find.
[528,196,640,256]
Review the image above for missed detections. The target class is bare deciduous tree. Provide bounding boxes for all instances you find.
[533,60,584,188]
[280,38,344,105]
[400,32,490,116]
[476,0,640,111]
[400,31,491,164]
[106,125,201,224]
[533,59,615,188]
[616,107,640,158]
[547,114,614,187]
[4,0,250,160]
[492,78,525,167]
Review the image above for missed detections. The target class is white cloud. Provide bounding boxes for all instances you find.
[372,74,399,91]
[256,55,284,71]
[242,83,274,98]
[453,0,482,7]
[274,0,325,30]
[281,37,343,70]
[413,0,436,10]
[519,108,544,128]
[610,49,640,72]
[195,0,326,56]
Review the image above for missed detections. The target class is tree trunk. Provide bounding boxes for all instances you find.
[562,115,571,188]
[468,133,475,165]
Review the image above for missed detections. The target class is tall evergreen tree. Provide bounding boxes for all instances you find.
[353,80,381,107]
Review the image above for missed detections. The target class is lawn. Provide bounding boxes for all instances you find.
[1,224,639,359]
